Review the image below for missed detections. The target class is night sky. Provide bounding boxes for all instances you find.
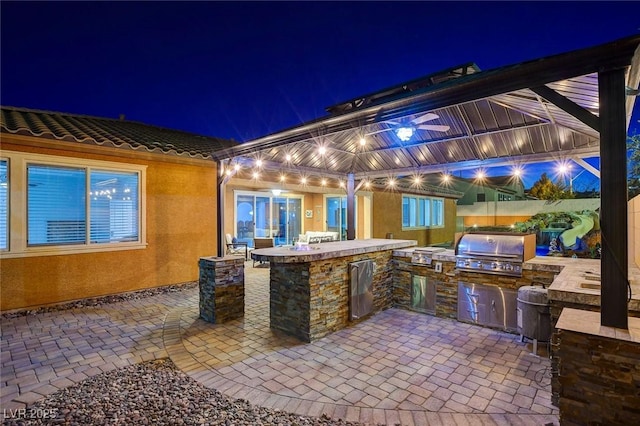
[2,1,639,189]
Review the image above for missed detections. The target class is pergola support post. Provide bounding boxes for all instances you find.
[599,68,628,329]
[347,173,355,240]
[217,161,226,258]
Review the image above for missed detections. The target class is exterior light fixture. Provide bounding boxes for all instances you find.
[359,137,366,146]
[321,179,327,186]
[318,146,327,155]
[395,126,414,142]
[279,174,286,182]
[285,154,292,162]
[234,163,240,171]
[252,171,260,179]
[255,159,263,167]
[300,177,307,185]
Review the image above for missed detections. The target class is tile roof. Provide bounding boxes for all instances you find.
[1,106,238,160]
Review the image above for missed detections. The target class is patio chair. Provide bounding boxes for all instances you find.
[225,233,249,260]
[252,237,274,267]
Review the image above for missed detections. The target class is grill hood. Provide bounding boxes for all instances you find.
[454,232,536,276]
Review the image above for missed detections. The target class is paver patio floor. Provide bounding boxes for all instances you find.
[2,263,559,425]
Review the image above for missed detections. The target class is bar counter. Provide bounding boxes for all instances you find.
[251,238,418,264]
[251,238,417,342]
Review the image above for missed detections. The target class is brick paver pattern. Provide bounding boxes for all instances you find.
[2,263,558,425]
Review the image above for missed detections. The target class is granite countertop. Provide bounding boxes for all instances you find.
[546,258,640,311]
[557,308,640,343]
[251,239,417,264]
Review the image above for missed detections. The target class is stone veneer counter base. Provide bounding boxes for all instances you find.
[556,308,640,424]
[252,239,417,342]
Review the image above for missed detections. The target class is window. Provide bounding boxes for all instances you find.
[90,170,139,243]
[402,195,445,229]
[1,151,145,257]
[28,165,86,245]
[0,159,8,250]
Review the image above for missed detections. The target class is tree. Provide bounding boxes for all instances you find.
[628,134,640,199]
[529,172,572,200]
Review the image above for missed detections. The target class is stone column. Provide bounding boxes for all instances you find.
[198,256,244,323]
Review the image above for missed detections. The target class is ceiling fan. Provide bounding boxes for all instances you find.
[367,112,450,141]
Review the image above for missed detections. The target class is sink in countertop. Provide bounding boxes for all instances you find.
[583,272,601,281]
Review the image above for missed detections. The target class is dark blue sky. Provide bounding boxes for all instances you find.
[2,1,639,188]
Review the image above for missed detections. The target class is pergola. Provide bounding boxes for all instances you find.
[212,35,640,329]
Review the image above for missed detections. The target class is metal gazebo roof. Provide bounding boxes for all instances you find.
[212,35,640,181]
[213,35,640,330]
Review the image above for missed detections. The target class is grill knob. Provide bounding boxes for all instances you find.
[491,262,498,269]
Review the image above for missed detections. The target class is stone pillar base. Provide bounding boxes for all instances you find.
[199,256,244,324]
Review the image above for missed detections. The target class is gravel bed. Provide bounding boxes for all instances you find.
[2,359,367,426]
[1,282,198,320]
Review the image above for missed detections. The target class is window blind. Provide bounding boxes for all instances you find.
[27,165,86,245]
[90,170,139,243]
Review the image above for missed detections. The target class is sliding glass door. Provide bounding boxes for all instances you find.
[235,191,302,246]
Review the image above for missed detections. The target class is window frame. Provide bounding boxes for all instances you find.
[401,194,445,230]
[1,151,146,258]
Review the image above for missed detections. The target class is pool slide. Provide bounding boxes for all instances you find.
[559,213,595,250]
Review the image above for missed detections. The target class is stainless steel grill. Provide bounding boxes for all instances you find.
[455,233,536,277]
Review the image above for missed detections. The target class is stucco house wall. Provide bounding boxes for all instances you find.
[1,135,219,311]
[372,191,457,246]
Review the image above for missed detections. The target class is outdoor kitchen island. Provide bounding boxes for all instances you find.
[251,238,417,342]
